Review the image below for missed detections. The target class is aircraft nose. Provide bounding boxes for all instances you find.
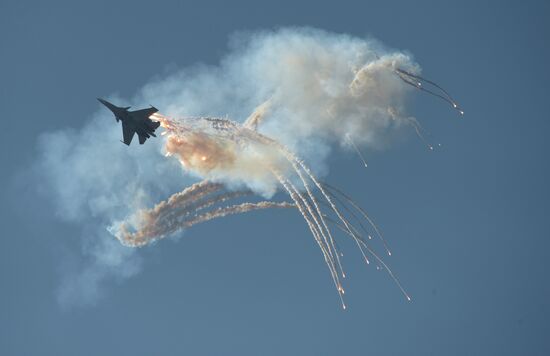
[97,98,120,115]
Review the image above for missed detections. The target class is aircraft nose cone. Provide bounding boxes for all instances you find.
[97,98,117,113]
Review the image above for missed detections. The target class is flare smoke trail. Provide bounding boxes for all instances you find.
[113,112,418,307]
[38,28,460,306]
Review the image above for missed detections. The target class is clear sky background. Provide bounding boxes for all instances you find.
[1,0,549,355]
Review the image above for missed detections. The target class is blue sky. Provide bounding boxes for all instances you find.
[1,0,549,355]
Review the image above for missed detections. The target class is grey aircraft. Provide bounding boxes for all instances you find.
[97,98,161,145]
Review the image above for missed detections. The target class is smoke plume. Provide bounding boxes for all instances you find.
[37,27,426,306]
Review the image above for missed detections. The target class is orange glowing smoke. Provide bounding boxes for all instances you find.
[165,133,236,173]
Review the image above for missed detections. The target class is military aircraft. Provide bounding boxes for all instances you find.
[97,98,161,145]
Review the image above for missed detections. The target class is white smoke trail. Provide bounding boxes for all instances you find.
[182,201,295,228]
[117,198,293,248]
[115,186,254,247]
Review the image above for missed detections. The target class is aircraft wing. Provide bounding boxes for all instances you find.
[138,133,148,145]
[121,121,135,145]
[131,107,158,120]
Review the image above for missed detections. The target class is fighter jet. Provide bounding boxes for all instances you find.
[97,98,161,145]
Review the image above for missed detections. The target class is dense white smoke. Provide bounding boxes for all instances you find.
[37,27,423,306]
[138,28,419,167]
